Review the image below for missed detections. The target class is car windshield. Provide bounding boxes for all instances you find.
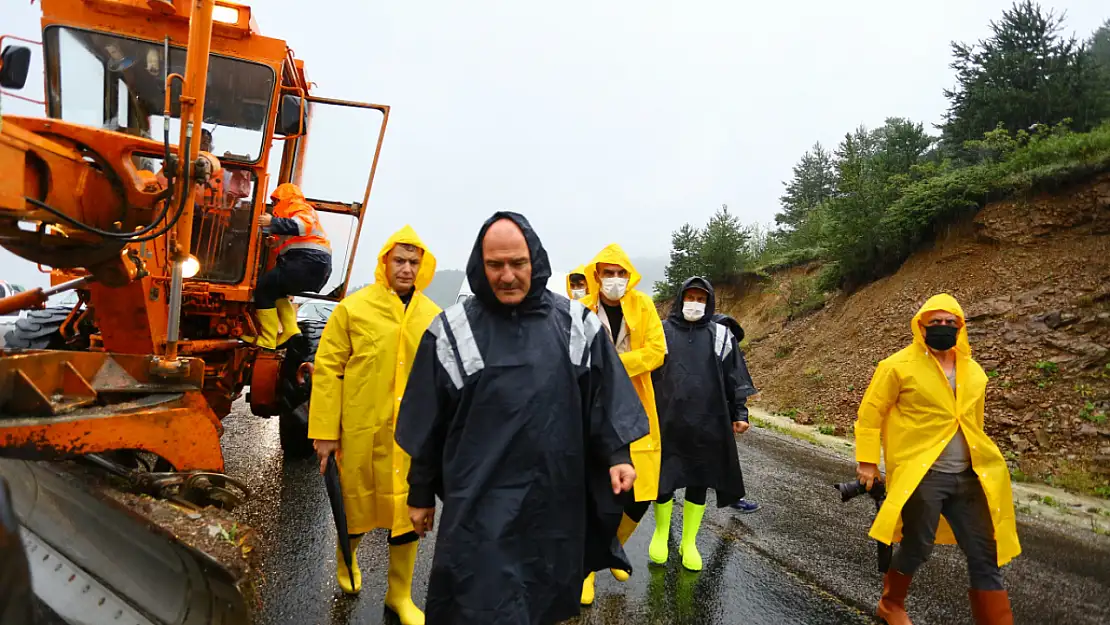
[44,26,276,163]
[297,302,335,322]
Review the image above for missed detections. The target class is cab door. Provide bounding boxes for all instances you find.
[268,95,389,302]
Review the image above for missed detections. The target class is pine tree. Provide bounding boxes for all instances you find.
[775,143,835,232]
[941,1,1109,153]
[700,204,749,285]
[655,223,704,298]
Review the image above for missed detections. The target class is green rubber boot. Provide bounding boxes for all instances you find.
[678,500,706,572]
[648,500,673,565]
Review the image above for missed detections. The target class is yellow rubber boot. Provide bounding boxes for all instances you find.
[610,513,638,582]
[240,308,280,350]
[648,500,673,565]
[336,535,363,594]
[580,572,595,606]
[678,500,706,572]
[275,298,301,347]
[385,542,425,624]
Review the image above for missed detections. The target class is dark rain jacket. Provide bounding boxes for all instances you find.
[395,211,650,625]
[652,277,755,507]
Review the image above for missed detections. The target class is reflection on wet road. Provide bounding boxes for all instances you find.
[221,402,1110,624]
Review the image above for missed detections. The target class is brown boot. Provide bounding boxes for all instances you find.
[876,569,914,625]
[969,589,1013,625]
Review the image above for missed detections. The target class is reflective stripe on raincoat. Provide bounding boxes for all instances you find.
[653,277,746,507]
[270,183,331,256]
[395,212,649,624]
[581,244,665,503]
[307,225,440,536]
[855,293,1021,566]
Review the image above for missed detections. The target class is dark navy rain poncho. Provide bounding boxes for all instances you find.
[395,212,650,625]
[652,277,756,507]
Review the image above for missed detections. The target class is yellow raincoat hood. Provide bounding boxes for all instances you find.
[566,265,588,298]
[580,243,664,502]
[855,293,1020,566]
[584,243,643,295]
[910,293,972,356]
[373,225,437,292]
[308,226,442,537]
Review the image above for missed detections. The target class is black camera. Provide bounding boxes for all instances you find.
[834,477,892,573]
[833,479,886,502]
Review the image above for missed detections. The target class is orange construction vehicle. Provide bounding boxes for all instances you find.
[0,0,388,621]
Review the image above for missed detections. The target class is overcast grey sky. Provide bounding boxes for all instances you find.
[5,0,1106,290]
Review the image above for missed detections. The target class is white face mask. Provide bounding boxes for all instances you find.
[570,288,586,300]
[600,277,628,300]
[682,301,706,322]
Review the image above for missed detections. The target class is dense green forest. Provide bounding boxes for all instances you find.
[655,2,1110,301]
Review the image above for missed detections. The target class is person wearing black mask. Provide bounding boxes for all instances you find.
[855,294,1019,625]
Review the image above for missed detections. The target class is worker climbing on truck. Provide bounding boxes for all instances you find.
[242,182,332,349]
[308,226,439,623]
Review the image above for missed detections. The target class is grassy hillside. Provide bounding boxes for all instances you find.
[716,174,1110,497]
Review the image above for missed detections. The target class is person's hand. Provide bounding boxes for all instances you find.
[857,462,882,492]
[409,507,435,537]
[257,213,272,228]
[733,421,750,434]
[609,463,636,495]
[313,439,340,475]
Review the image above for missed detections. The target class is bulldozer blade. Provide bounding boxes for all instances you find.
[0,458,258,625]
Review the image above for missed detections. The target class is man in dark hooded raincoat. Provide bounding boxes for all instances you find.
[395,212,650,625]
[710,312,763,515]
[647,277,755,572]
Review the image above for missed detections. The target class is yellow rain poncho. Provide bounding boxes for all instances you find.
[566,265,588,299]
[855,293,1020,566]
[308,226,442,536]
[581,244,665,502]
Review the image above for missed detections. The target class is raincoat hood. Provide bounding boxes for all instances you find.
[668,276,715,324]
[566,265,588,298]
[465,211,552,312]
[911,293,971,356]
[270,182,305,204]
[711,313,745,344]
[585,244,642,296]
[373,225,437,293]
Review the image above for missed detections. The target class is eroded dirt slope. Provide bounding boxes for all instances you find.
[727,174,1110,490]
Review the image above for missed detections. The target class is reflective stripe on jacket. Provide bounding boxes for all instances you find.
[270,183,331,256]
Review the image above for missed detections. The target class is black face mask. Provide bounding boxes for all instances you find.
[924,325,958,351]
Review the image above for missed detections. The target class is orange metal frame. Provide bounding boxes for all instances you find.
[0,0,391,472]
[0,350,223,471]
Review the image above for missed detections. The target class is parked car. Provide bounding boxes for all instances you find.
[295,300,335,323]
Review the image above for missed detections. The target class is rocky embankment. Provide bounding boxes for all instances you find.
[724,174,1110,494]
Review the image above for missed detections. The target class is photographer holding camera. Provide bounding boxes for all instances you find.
[855,294,1019,625]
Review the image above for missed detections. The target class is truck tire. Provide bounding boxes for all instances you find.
[277,319,325,459]
[2,308,77,350]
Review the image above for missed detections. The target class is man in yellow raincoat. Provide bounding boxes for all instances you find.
[307,226,440,624]
[855,294,1019,625]
[578,244,665,604]
[566,265,589,300]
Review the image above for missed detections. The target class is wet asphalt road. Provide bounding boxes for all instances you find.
[220,401,1110,624]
